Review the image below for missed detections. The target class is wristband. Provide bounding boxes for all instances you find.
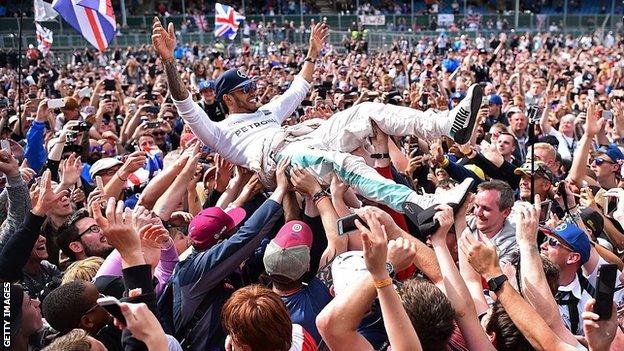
[304,56,315,63]
[373,278,393,289]
[312,189,329,204]
[370,153,390,159]
[116,172,128,182]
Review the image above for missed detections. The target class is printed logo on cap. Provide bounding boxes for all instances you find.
[556,223,568,231]
[292,223,302,232]
[237,70,248,79]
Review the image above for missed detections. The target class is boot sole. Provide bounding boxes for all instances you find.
[453,85,483,144]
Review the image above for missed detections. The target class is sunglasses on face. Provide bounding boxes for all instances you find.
[153,131,166,137]
[593,157,615,166]
[83,293,106,316]
[232,81,257,95]
[545,236,572,251]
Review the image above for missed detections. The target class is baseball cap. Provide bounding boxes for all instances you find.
[478,48,488,55]
[263,221,313,281]
[488,94,503,106]
[214,68,257,102]
[451,91,465,100]
[188,206,246,250]
[549,222,591,264]
[394,59,403,65]
[89,158,123,178]
[331,251,369,296]
[198,80,215,92]
[596,143,624,163]
[514,161,554,182]
[580,207,604,238]
[582,72,595,82]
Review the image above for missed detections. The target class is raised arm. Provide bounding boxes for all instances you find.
[515,198,581,347]
[461,231,577,351]
[568,103,603,186]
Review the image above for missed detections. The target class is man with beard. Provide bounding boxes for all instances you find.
[56,209,114,263]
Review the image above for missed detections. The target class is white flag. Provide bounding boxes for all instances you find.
[34,0,58,22]
[36,23,53,56]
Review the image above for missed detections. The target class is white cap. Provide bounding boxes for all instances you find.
[89,158,123,179]
[8,115,18,125]
[331,251,369,296]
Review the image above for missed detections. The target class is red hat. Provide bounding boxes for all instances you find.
[188,207,246,250]
[263,221,313,280]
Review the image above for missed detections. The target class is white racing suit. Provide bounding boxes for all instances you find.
[174,74,452,213]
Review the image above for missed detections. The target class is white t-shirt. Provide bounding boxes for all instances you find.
[173,75,311,169]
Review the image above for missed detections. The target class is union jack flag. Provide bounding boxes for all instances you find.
[53,0,117,52]
[214,3,245,40]
[35,23,53,56]
[193,14,207,31]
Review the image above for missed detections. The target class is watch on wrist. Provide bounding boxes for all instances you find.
[385,262,395,278]
[370,153,390,159]
[487,274,508,293]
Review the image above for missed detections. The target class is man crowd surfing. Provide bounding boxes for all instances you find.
[1,13,624,351]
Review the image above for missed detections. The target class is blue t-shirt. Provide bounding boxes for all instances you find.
[281,277,333,343]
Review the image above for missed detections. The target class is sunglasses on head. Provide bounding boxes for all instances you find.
[593,157,615,166]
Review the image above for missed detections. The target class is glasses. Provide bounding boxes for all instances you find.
[232,81,257,95]
[153,131,166,136]
[78,224,101,238]
[546,236,573,251]
[83,293,106,316]
[593,157,615,166]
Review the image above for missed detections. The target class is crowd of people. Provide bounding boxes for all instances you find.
[1,13,624,351]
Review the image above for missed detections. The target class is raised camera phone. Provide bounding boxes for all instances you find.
[0,139,10,153]
[146,121,161,129]
[602,110,614,121]
[97,296,126,325]
[337,213,368,236]
[104,79,116,91]
[47,98,66,109]
[539,200,552,224]
[593,264,617,320]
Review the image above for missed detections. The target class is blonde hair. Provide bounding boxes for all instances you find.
[61,257,104,285]
[41,329,91,351]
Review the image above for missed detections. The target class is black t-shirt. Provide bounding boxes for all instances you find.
[470,53,497,83]
[199,100,226,122]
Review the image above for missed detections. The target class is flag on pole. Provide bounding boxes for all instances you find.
[53,0,117,52]
[193,14,207,31]
[34,0,58,22]
[35,23,53,55]
[214,3,245,40]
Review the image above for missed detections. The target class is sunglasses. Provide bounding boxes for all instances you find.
[83,293,106,316]
[232,81,257,95]
[593,157,615,166]
[153,131,166,137]
[545,236,573,251]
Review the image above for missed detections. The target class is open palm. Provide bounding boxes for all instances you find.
[152,17,176,60]
[308,23,329,58]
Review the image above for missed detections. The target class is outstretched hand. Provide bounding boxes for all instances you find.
[308,22,329,58]
[152,17,176,60]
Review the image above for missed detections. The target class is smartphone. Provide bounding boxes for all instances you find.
[367,91,379,98]
[539,200,552,224]
[0,139,10,153]
[317,87,327,100]
[146,121,161,129]
[593,264,617,320]
[588,89,595,101]
[336,213,368,236]
[602,110,614,121]
[78,86,92,98]
[97,296,127,325]
[47,98,66,109]
[604,194,619,216]
[95,175,104,191]
[146,106,160,114]
[104,79,116,91]
[420,93,429,107]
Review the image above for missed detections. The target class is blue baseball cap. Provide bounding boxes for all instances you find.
[596,143,624,163]
[451,91,465,100]
[550,222,591,264]
[488,94,503,106]
[214,68,257,102]
[198,80,215,92]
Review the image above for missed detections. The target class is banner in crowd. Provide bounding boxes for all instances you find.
[437,14,455,27]
[35,23,53,55]
[465,13,482,26]
[53,0,117,52]
[214,3,245,40]
[358,15,385,26]
[34,0,57,22]
[194,14,208,31]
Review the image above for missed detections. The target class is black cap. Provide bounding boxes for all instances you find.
[214,68,256,102]
[580,207,604,238]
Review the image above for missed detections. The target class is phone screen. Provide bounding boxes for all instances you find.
[97,297,127,325]
[539,200,552,224]
[594,264,617,320]
[336,213,366,236]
